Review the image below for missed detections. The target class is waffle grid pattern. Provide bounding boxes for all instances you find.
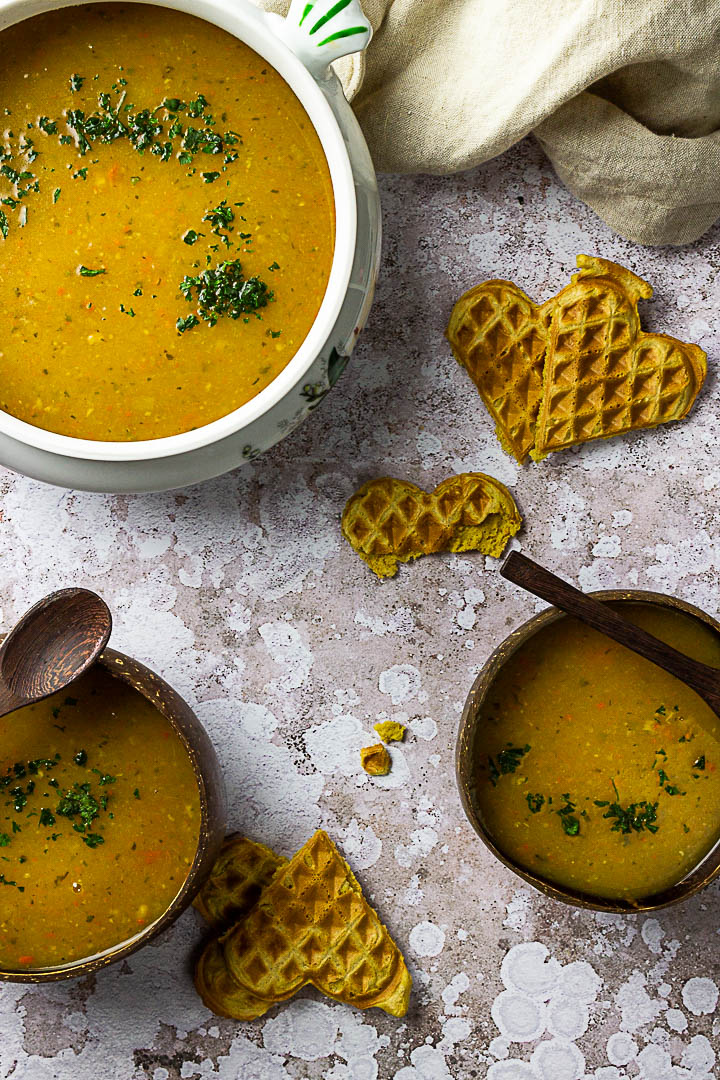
[196,939,267,1020]
[447,281,548,462]
[535,282,704,455]
[194,834,287,929]
[447,257,706,464]
[342,474,515,560]
[225,832,399,1003]
[195,831,411,1020]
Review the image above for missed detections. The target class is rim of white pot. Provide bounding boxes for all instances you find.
[0,0,357,461]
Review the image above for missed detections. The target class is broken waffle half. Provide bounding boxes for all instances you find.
[195,830,411,1020]
[193,834,287,931]
[342,472,521,578]
[446,255,707,463]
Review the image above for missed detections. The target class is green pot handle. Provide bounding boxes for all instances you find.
[269,0,372,78]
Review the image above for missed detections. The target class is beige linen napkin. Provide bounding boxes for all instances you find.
[256,0,720,246]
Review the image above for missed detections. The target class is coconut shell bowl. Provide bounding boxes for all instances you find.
[456,588,720,914]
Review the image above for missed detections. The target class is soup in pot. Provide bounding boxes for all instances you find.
[0,4,335,440]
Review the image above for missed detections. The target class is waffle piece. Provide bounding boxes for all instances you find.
[193,834,287,930]
[446,279,549,462]
[361,743,392,775]
[342,473,521,578]
[195,830,411,1020]
[532,255,707,459]
[374,721,406,743]
[195,938,269,1020]
[447,256,707,463]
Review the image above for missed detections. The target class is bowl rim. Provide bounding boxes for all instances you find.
[456,588,720,914]
[0,646,225,983]
[0,0,357,461]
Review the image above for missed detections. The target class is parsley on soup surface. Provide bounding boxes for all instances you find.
[0,4,334,440]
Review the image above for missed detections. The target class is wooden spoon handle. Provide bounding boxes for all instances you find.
[501,552,720,708]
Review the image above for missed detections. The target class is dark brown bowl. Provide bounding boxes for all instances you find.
[0,647,226,983]
[456,589,720,913]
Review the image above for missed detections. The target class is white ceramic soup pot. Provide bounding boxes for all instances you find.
[0,0,380,492]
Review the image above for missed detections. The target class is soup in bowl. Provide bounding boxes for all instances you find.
[0,3,335,442]
[0,0,379,490]
[0,648,225,980]
[457,591,720,912]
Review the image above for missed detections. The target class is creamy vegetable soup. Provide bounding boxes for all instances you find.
[0,665,200,970]
[473,603,720,902]
[0,4,334,440]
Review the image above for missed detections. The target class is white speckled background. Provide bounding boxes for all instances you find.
[2,137,720,1079]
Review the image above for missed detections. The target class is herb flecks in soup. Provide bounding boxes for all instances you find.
[0,666,200,971]
[473,604,720,902]
[0,4,334,440]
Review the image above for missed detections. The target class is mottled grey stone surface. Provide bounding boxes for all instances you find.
[1,137,720,1079]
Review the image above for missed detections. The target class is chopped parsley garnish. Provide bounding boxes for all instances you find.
[693,755,706,770]
[487,744,530,787]
[78,265,106,277]
[69,73,85,92]
[176,313,200,334]
[92,769,116,786]
[556,794,580,836]
[0,874,23,891]
[53,187,61,203]
[60,88,240,168]
[177,259,272,332]
[201,171,220,183]
[203,199,234,231]
[54,779,110,845]
[0,833,10,847]
[600,799,659,834]
[38,116,59,135]
[655,761,685,797]
[525,793,544,814]
[73,750,87,766]
[0,210,7,240]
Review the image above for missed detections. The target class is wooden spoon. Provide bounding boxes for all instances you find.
[501,551,720,718]
[0,589,112,718]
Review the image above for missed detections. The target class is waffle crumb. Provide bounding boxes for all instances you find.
[374,721,406,743]
[361,743,392,775]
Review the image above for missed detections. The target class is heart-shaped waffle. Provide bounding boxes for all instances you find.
[447,256,707,463]
[193,834,287,930]
[341,472,522,578]
[195,831,411,1021]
